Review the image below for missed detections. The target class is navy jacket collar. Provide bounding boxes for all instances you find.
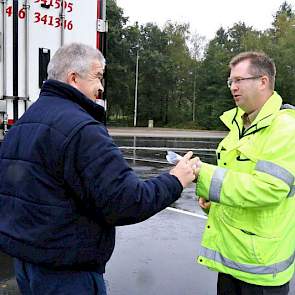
[41,79,106,123]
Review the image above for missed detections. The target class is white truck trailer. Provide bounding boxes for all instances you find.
[0,0,107,140]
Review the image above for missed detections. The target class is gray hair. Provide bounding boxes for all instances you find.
[47,43,106,82]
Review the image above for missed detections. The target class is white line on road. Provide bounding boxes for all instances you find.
[166,207,208,219]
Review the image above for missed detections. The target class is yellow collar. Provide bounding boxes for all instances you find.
[220,91,282,132]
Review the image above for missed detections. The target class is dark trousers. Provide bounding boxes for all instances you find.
[14,258,107,295]
[217,273,290,295]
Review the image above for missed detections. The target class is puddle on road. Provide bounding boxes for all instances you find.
[119,136,217,216]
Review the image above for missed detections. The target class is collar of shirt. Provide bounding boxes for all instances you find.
[241,108,261,129]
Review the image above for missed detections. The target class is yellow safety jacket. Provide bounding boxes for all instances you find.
[196,92,295,286]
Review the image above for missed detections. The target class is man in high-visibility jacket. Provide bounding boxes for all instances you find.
[195,51,295,295]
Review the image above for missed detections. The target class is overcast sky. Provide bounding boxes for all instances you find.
[115,0,295,40]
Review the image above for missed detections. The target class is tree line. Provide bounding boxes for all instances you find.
[106,0,295,130]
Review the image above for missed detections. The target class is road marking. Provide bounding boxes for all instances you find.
[166,207,208,219]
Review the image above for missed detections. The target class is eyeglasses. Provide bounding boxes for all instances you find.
[227,76,262,88]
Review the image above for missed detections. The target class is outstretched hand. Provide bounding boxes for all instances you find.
[169,151,200,188]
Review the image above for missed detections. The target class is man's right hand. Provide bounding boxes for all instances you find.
[169,151,199,188]
[198,197,211,210]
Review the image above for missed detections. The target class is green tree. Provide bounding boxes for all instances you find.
[196,28,233,129]
[269,2,295,104]
[106,0,295,129]
[106,0,131,122]
[133,22,193,126]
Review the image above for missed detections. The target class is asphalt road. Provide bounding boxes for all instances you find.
[105,208,216,295]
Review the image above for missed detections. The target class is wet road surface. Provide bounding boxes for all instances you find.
[105,209,215,295]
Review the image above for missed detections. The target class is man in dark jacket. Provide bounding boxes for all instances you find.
[0,43,199,295]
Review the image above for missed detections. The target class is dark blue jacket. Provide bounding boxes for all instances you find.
[0,80,183,273]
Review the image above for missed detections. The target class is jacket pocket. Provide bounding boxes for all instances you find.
[219,217,280,266]
[247,231,280,265]
[221,205,282,239]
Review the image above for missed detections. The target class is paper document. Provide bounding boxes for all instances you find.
[166,151,183,165]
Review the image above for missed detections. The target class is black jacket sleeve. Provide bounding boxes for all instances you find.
[62,122,183,226]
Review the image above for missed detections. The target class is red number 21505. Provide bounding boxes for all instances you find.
[34,0,73,13]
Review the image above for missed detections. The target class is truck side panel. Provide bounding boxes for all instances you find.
[0,0,105,139]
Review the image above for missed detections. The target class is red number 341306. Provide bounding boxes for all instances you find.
[34,12,73,30]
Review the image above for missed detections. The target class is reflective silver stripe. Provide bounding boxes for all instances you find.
[255,161,294,188]
[199,246,295,275]
[288,185,295,198]
[208,168,227,203]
